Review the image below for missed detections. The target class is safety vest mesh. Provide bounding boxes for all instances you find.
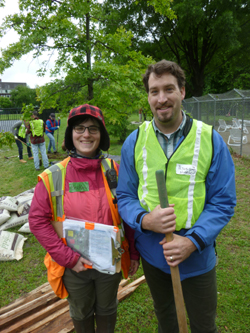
[30,119,43,137]
[18,123,26,138]
[134,119,213,230]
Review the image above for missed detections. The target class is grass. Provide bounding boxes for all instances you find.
[0,115,249,332]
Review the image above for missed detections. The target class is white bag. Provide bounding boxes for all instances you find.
[0,230,27,261]
[0,209,10,226]
[0,196,18,212]
[0,203,30,230]
[18,222,31,233]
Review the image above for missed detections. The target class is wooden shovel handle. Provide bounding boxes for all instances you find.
[155,170,188,333]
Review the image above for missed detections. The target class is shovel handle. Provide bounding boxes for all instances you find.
[155,170,188,333]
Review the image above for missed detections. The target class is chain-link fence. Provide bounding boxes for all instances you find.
[183,89,250,157]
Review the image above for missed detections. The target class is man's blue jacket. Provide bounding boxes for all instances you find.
[116,118,236,280]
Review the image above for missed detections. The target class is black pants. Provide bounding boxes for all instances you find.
[141,257,218,333]
[16,136,32,159]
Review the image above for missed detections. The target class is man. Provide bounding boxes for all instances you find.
[116,60,236,333]
[11,119,33,163]
[27,110,49,171]
[45,113,60,154]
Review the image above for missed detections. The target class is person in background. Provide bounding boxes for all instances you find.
[11,118,33,163]
[45,113,60,154]
[26,110,49,171]
[117,59,236,333]
[29,104,140,333]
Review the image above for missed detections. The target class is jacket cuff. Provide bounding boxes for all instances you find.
[130,253,140,261]
[186,231,205,252]
[67,253,81,269]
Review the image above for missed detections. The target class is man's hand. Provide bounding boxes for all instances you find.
[159,234,197,267]
[141,204,176,234]
[72,257,92,273]
[14,136,18,139]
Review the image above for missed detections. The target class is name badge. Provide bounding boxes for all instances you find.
[69,182,89,192]
[176,164,197,176]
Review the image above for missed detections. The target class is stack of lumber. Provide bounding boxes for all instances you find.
[0,275,145,333]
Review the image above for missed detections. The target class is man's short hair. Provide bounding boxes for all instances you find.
[143,59,186,93]
[32,111,39,117]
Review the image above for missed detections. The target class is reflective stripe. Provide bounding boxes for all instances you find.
[49,163,66,219]
[141,122,150,211]
[186,121,203,229]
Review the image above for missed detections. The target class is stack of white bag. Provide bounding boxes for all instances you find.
[0,188,34,233]
[0,189,34,261]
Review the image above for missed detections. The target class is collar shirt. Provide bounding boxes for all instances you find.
[152,111,186,159]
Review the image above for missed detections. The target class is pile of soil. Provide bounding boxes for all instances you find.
[47,153,68,160]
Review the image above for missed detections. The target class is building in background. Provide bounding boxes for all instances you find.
[0,79,26,98]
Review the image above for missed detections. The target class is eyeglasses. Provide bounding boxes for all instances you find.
[73,125,100,134]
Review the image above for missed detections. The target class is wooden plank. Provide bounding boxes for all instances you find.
[1,299,68,333]
[0,275,146,333]
[118,278,130,291]
[117,276,146,301]
[120,275,145,290]
[20,306,71,333]
[117,285,139,301]
[0,282,52,315]
[32,311,73,333]
[0,291,58,330]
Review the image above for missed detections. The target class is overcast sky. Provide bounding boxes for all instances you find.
[0,1,58,88]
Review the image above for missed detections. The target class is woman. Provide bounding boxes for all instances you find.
[29,104,140,333]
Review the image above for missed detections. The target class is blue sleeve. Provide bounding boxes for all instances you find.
[185,129,236,252]
[117,130,149,234]
[46,120,58,131]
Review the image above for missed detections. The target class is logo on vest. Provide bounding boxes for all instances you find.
[176,164,197,176]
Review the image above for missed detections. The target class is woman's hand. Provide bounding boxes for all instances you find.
[72,257,93,273]
[129,259,140,276]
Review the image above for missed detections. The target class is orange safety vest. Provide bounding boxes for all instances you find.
[39,156,131,299]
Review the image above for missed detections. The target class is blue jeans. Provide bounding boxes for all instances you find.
[46,132,56,153]
[16,137,32,159]
[31,142,49,170]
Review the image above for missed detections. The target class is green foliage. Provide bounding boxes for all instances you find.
[102,0,250,97]
[0,130,15,149]
[0,0,160,141]
[0,96,12,108]
[10,85,39,108]
[138,0,176,18]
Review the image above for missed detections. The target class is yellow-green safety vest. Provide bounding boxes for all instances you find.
[134,119,213,230]
[18,122,26,138]
[30,119,44,137]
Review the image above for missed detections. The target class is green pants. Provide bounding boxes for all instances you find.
[63,268,122,321]
[141,257,218,333]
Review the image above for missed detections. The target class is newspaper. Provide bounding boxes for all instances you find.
[63,218,120,274]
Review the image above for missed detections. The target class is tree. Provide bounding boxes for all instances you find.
[102,0,250,97]
[0,0,177,141]
[0,96,12,108]
[10,85,38,107]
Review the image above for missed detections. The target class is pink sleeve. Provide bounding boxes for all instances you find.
[29,180,80,268]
